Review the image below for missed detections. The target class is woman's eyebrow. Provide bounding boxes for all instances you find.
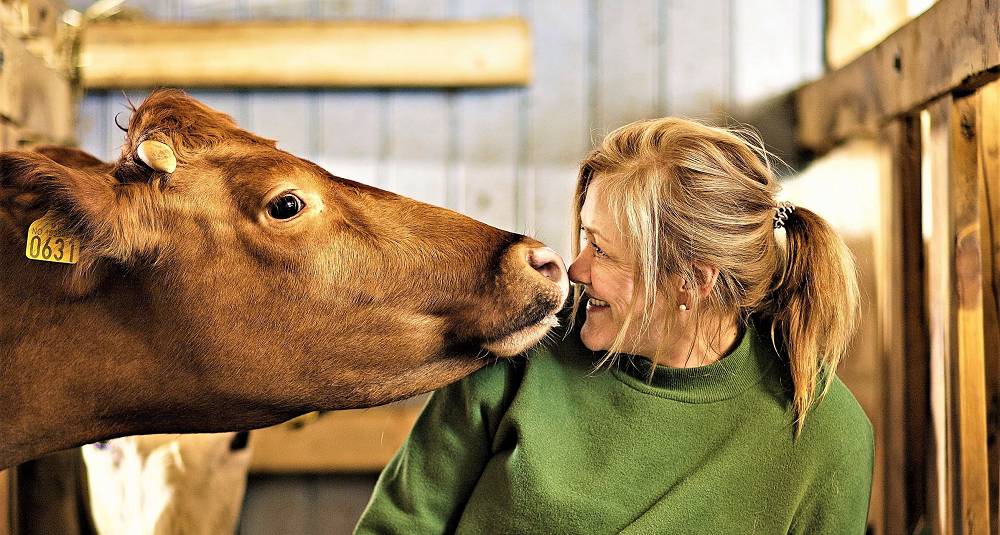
[582,225,607,242]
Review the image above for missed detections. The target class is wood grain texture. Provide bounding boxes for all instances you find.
[0,470,9,535]
[973,80,1000,535]
[79,19,532,89]
[924,98,953,535]
[796,0,1000,153]
[949,90,991,535]
[825,0,908,70]
[249,402,423,473]
[876,115,929,534]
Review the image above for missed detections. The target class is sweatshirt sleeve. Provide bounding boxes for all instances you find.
[790,418,875,535]
[354,360,518,535]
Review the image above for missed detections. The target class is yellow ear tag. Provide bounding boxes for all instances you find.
[25,212,80,264]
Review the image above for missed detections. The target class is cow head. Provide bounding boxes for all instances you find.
[0,90,568,423]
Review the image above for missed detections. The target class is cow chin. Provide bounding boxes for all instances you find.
[482,313,560,357]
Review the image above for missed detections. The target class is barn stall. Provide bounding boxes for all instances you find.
[0,0,997,533]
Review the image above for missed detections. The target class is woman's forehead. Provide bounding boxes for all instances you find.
[580,183,601,227]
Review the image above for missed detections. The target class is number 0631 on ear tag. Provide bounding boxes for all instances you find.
[25,212,80,264]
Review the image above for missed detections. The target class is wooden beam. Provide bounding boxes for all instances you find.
[948,87,992,535]
[78,19,532,89]
[249,401,423,473]
[826,0,908,70]
[796,0,1000,154]
[0,470,9,535]
[975,80,1000,535]
[925,90,993,534]
[876,114,929,534]
[1,23,75,145]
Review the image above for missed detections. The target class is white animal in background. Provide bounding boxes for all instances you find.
[82,432,252,535]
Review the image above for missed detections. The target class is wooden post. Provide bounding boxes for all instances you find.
[877,115,929,533]
[0,470,10,535]
[949,88,992,535]
[924,89,993,534]
[973,81,1000,535]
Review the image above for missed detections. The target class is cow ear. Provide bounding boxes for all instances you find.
[1,150,157,294]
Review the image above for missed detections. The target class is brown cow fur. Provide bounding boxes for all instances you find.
[0,89,566,468]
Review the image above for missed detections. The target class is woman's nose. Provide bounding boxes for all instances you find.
[568,250,590,285]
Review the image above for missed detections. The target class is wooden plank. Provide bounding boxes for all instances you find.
[0,470,9,535]
[925,92,993,534]
[0,30,25,124]
[796,0,1000,154]
[924,98,952,535]
[0,0,63,38]
[826,0,908,70]
[248,401,423,473]
[0,119,18,151]
[876,115,929,534]
[0,29,73,144]
[79,19,532,89]
[975,80,1000,535]
[949,89,992,535]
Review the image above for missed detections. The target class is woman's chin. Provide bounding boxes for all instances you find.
[579,322,611,352]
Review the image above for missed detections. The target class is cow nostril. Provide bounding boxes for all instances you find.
[527,247,566,283]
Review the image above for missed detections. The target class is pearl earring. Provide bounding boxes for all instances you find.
[679,304,688,311]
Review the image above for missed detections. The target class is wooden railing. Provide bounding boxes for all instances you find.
[795,1,1000,532]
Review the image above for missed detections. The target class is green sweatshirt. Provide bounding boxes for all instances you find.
[356,319,874,534]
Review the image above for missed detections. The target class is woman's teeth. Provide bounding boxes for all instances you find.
[588,297,609,307]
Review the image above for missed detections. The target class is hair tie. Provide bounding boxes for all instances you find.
[773,201,795,229]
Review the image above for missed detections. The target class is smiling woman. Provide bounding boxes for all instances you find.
[356,117,874,535]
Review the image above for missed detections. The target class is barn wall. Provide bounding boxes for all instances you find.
[68,1,825,533]
[71,0,823,259]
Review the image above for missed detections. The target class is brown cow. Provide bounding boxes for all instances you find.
[0,89,568,469]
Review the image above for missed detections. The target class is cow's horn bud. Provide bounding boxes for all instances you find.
[136,140,176,173]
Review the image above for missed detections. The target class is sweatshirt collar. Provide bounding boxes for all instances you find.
[610,320,777,403]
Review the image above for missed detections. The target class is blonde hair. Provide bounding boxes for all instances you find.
[571,117,859,432]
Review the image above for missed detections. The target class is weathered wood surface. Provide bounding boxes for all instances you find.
[249,402,423,473]
[825,0,908,70]
[876,115,929,534]
[1,470,10,535]
[974,80,1000,535]
[79,19,533,89]
[924,92,994,534]
[0,10,74,145]
[796,0,1000,154]
[949,89,992,535]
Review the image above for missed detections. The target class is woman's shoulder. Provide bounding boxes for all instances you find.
[796,376,875,467]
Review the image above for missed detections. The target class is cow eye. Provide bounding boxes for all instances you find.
[267,193,305,220]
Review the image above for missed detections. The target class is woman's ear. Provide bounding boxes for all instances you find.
[692,263,721,299]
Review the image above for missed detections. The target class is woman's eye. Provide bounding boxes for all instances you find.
[590,241,607,257]
[267,193,305,220]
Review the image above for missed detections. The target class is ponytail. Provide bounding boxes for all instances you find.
[573,117,861,435]
[763,205,860,433]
